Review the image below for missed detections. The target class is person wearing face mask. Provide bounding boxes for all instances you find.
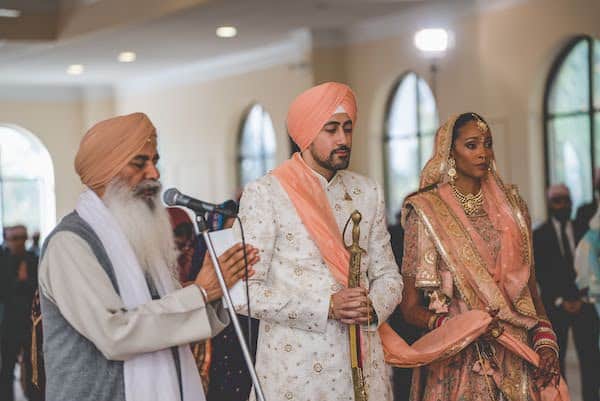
[534,184,600,401]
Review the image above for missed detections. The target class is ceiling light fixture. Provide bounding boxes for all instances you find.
[216,26,237,38]
[0,8,21,18]
[67,64,84,75]
[414,28,449,53]
[118,51,136,63]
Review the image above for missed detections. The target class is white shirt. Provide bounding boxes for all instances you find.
[39,231,228,361]
[551,217,575,258]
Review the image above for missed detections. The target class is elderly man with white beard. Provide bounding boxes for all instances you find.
[38,113,260,401]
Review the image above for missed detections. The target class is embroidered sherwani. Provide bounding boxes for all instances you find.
[236,169,403,401]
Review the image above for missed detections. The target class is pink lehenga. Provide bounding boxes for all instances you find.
[386,114,569,401]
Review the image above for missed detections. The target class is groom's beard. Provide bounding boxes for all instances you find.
[104,178,178,282]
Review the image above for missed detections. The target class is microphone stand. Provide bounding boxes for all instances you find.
[194,213,266,401]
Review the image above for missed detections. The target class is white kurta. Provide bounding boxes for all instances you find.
[39,231,229,361]
[236,169,403,401]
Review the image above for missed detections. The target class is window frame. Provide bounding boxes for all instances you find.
[236,103,277,188]
[0,123,55,239]
[382,71,438,218]
[543,35,598,196]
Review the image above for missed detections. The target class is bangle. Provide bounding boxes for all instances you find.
[428,314,447,330]
[534,338,559,355]
[196,284,208,303]
[427,314,438,330]
[535,342,559,358]
[536,319,553,329]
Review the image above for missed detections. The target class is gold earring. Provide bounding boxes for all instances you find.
[447,158,457,183]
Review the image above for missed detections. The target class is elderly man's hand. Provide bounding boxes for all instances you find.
[194,243,259,302]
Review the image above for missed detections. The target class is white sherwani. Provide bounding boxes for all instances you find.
[237,169,403,401]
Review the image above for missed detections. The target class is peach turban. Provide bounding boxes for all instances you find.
[286,82,357,151]
[75,112,156,191]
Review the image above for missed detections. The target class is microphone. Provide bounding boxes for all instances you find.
[163,188,238,217]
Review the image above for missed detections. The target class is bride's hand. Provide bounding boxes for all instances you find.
[535,348,560,388]
[481,308,502,341]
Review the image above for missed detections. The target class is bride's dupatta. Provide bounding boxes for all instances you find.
[387,115,569,401]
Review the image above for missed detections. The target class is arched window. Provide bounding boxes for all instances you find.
[545,36,600,210]
[0,125,55,239]
[237,104,277,187]
[383,72,439,219]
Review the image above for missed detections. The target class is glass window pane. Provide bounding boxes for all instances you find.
[417,77,438,135]
[240,159,264,188]
[262,113,277,154]
[240,105,264,158]
[548,40,590,114]
[385,137,420,216]
[548,115,592,211]
[420,133,436,168]
[239,104,278,186]
[2,179,41,233]
[387,73,417,138]
[594,40,600,109]
[0,126,49,179]
[595,112,600,169]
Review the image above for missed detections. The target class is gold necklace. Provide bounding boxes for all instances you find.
[450,184,484,216]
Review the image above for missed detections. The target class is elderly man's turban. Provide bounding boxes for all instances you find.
[286,82,357,151]
[75,112,157,190]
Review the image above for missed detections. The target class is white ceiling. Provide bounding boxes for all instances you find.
[0,0,434,85]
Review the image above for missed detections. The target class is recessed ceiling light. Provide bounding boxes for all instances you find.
[0,8,21,18]
[67,64,84,75]
[216,26,237,39]
[414,28,449,53]
[118,51,136,63]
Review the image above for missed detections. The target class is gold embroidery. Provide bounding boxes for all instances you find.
[408,190,539,329]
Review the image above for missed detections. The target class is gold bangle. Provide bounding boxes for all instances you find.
[195,284,208,303]
[535,343,559,358]
[428,314,438,330]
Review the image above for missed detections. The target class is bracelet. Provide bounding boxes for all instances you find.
[536,319,553,328]
[535,342,560,358]
[428,314,448,330]
[534,339,559,355]
[196,284,208,303]
[427,314,438,330]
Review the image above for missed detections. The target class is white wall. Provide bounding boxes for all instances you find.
[1,0,599,226]
[115,62,313,203]
[0,88,84,224]
[329,0,600,222]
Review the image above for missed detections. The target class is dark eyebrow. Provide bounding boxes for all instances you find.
[323,121,341,127]
[132,155,150,162]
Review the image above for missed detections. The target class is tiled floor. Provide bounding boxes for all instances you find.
[564,330,584,401]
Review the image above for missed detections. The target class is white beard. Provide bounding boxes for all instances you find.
[103,179,178,285]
